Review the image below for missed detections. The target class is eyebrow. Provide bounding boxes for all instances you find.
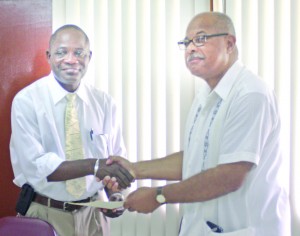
[184,31,207,40]
[55,47,85,51]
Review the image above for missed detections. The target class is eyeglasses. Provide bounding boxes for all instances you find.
[52,49,91,60]
[177,33,228,50]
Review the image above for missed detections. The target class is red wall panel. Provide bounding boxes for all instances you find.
[0,0,52,217]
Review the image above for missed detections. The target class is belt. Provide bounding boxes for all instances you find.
[33,193,92,212]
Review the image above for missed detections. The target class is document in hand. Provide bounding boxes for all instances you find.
[67,200,124,210]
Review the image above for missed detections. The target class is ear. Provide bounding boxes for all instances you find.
[46,50,51,60]
[227,35,236,53]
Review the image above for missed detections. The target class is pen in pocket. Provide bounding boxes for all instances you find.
[206,221,223,233]
[90,129,93,141]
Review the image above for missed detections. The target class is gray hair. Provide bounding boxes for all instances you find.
[192,12,236,36]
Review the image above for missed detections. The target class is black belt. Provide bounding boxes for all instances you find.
[33,193,92,212]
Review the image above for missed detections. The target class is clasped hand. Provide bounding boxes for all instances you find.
[103,156,161,214]
[95,159,135,189]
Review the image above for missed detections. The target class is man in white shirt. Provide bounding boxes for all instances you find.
[10,24,134,236]
[108,12,291,236]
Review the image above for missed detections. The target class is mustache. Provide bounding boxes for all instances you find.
[187,52,205,62]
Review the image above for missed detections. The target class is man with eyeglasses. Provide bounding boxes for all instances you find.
[10,25,134,236]
[107,12,291,236]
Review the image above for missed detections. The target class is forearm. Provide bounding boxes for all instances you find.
[134,151,183,180]
[48,158,134,189]
[47,159,96,181]
[162,161,253,203]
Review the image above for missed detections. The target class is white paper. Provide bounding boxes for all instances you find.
[68,200,124,210]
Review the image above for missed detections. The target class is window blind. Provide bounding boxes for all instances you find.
[52,0,300,235]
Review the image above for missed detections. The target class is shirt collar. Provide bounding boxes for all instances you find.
[213,60,245,100]
[47,72,90,105]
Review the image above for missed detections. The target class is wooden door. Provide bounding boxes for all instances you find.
[0,0,52,217]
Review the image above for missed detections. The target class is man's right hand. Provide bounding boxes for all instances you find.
[102,156,136,190]
[95,159,135,189]
[106,156,136,177]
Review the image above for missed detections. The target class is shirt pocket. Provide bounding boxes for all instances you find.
[91,132,110,158]
[209,227,255,236]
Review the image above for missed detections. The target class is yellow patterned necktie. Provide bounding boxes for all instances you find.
[65,93,86,198]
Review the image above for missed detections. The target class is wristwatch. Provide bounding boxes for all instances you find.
[156,186,166,204]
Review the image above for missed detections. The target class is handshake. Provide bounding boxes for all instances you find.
[94,157,136,218]
[94,157,135,190]
[94,156,163,217]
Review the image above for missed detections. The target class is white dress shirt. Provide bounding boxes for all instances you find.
[180,61,291,236]
[10,73,126,201]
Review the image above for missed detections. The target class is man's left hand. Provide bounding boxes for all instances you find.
[101,191,125,218]
[124,187,161,213]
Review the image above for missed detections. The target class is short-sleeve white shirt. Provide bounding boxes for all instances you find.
[180,61,290,236]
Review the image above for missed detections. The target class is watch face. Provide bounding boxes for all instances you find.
[156,194,166,204]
